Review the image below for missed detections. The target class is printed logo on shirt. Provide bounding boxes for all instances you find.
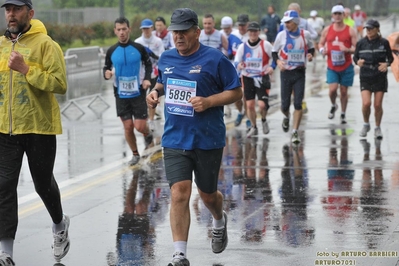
[189,65,202,74]
[164,67,175,74]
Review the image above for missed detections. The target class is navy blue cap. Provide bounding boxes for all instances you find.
[168,8,198,31]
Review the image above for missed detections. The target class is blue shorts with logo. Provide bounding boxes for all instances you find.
[326,64,354,87]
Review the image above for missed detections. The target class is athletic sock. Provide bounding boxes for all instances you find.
[53,219,65,233]
[173,241,187,257]
[212,214,225,229]
[0,238,14,258]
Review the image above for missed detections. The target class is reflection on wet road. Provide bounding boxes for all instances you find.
[14,32,399,265]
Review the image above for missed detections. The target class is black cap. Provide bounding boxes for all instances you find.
[168,8,198,31]
[247,21,260,31]
[155,16,166,24]
[237,14,249,25]
[364,19,380,29]
[1,0,32,8]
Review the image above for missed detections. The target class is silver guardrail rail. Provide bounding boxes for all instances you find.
[61,46,110,119]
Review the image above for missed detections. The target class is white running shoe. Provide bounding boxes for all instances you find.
[374,127,383,139]
[262,120,270,134]
[128,154,140,166]
[246,127,258,138]
[291,131,300,144]
[359,124,370,137]
[148,120,155,132]
[0,252,15,266]
[168,252,190,266]
[52,215,70,262]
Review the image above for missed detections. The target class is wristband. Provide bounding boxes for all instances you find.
[319,47,324,54]
[151,88,160,96]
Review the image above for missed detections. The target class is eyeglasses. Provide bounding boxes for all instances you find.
[333,12,343,15]
[366,27,376,31]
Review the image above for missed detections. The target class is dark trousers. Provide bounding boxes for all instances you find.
[0,133,63,239]
[280,68,306,112]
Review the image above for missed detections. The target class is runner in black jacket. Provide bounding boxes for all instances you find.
[353,19,393,140]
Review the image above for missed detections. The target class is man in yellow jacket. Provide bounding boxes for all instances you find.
[0,0,70,264]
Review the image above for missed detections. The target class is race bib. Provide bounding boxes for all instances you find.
[118,76,139,98]
[331,50,345,66]
[287,49,305,66]
[165,78,197,117]
[245,58,262,75]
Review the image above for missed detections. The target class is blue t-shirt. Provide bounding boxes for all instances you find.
[227,33,243,59]
[157,44,241,150]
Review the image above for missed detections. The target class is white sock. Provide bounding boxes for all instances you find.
[0,238,14,258]
[173,241,187,257]
[212,215,225,229]
[53,218,65,233]
[292,129,297,134]
[364,123,370,127]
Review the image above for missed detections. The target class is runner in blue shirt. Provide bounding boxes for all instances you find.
[103,17,154,166]
[146,8,242,266]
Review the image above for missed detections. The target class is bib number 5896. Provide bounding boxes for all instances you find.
[168,89,192,102]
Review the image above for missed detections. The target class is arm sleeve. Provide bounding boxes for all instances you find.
[26,38,67,95]
[103,47,114,80]
[353,42,360,65]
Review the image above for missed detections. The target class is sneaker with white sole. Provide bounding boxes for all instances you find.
[291,131,300,144]
[282,117,289,132]
[328,104,338,119]
[52,215,70,262]
[246,127,258,138]
[340,114,347,124]
[262,120,269,134]
[148,120,155,132]
[0,252,15,266]
[128,154,140,166]
[168,252,190,266]
[359,124,370,137]
[374,127,383,139]
[211,211,228,254]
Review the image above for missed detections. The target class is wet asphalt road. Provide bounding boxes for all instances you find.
[13,23,399,266]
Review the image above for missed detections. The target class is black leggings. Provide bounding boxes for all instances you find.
[0,133,63,239]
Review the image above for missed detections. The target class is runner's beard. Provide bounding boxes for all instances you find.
[8,22,27,35]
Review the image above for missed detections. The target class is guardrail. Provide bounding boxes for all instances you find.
[61,46,110,119]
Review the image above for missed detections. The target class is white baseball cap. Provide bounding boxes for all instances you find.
[354,4,361,10]
[310,10,317,17]
[331,5,345,14]
[221,16,233,28]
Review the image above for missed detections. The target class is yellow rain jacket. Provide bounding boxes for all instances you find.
[0,19,67,135]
